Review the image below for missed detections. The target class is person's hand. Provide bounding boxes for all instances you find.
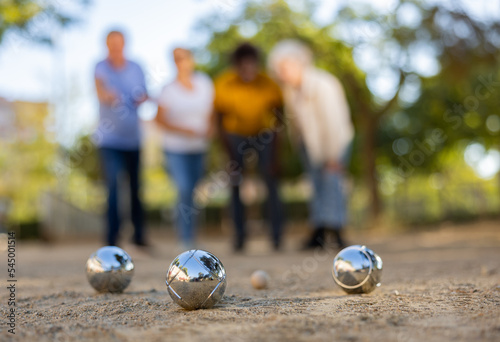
[102,90,117,105]
[133,93,149,107]
[182,128,201,137]
[324,160,344,173]
[203,125,216,140]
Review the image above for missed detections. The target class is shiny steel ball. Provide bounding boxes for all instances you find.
[166,249,227,310]
[86,246,134,293]
[332,245,383,294]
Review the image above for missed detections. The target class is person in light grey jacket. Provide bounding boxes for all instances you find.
[269,40,354,249]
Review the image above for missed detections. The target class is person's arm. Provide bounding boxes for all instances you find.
[95,78,116,105]
[205,108,217,139]
[154,104,199,137]
[204,78,217,139]
[212,77,233,156]
[270,104,284,142]
[214,110,233,157]
[134,91,148,106]
[269,106,285,177]
[317,76,353,172]
[269,81,286,176]
[133,65,149,106]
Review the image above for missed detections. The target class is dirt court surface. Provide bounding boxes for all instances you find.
[1,221,499,342]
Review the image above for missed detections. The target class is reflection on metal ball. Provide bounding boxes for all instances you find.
[86,246,134,293]
[166,249,227,310]
[332,245,382,294]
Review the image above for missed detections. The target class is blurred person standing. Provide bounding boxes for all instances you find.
[94,30,148,248]
[214,43,284,252]
[155,48,214,249]
[268,40,354,250]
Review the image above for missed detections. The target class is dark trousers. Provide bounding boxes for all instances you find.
[99,148,144,246]
[226,133,283,246]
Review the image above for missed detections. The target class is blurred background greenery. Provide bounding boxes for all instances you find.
[1,0,499,238]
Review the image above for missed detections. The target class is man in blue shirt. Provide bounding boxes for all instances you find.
[94,30,148,247]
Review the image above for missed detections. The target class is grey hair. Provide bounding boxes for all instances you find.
[268,39,313,74]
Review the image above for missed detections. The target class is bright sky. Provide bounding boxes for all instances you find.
[0,0,498,146]
[1,0,237,144]
[0,0,344,144]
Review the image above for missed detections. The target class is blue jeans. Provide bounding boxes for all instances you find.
[99,148,144,246]
[164,151,205,245]
[225,133,284,247]
[302,144,352,229]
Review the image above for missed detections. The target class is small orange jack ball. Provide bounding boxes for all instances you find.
[250,270,269,290]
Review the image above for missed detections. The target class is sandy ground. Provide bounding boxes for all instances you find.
[0,220,499,342]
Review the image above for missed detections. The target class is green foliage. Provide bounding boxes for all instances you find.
[194,0,368,178]
[4,0,500,227]
[0,102,57,224]
[0,0,89,45]
[374,3,500,172]
[195,0,500,219]
[66,134,101,182]
[0,0,42,34]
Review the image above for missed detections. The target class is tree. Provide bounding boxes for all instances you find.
[0,0,88,45]
[337,0,500,213]
[194,0,385,219]
[194,0,368,181]
[0,0,90,227]
[195,0,500,220]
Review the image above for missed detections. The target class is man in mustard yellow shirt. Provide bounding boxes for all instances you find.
[214,43,284,252]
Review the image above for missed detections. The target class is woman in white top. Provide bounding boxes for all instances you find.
[268,40,354,250]
[155,48,214,248]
